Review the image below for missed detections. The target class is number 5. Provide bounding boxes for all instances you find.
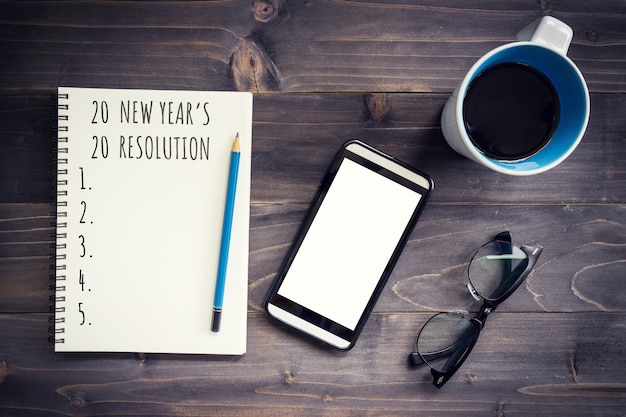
[78,302,85,325]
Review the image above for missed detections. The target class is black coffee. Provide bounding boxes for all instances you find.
[463,62,560,160]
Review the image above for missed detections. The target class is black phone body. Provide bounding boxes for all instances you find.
[265,140,433,350]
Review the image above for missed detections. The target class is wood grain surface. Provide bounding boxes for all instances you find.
[1,1,625,93]
[1,0,625,416]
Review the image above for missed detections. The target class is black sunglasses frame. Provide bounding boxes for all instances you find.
[408,231,543,388]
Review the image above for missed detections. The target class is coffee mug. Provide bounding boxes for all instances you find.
[441,16,590,175]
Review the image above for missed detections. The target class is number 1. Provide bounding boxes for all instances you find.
[80,167,85,190]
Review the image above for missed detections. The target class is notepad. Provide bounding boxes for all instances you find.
[52,87,252,354]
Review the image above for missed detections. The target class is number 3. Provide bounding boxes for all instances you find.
[79,235,86,257]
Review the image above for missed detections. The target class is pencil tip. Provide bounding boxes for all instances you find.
[232,133,241,152]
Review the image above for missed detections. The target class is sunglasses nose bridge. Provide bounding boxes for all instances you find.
[474,305,494,329]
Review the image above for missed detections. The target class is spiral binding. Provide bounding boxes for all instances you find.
[48,92,69,345]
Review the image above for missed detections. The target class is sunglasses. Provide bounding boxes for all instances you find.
[408,231,543,388]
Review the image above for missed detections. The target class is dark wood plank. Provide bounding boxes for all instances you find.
[2,201,624,315]
[251,93,626,204]
[248,203,626,315]
[1,93,625,205]
[0,203,54,313]
[0,95,55,203]
[0,313,624,416]
[0,1,624,93]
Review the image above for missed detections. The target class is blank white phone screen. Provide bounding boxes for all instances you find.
[277,157,423,330]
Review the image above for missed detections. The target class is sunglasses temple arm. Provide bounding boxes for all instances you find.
[408,343,460,367]
[408,351,426,366]
[439,328,475,371]
[408,326,475,367]
[489,244,544,300]
[495,231,514,278]
[489,261,527,299]
[494,231,512,243]
[426,330,477,388]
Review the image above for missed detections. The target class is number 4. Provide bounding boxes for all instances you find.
[79,269,85,291]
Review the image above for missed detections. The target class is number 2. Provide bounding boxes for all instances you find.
[80,201,87,224]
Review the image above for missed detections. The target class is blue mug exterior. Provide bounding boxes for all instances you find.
[441,17,590,175]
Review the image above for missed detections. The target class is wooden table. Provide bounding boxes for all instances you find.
[1,1,625,415]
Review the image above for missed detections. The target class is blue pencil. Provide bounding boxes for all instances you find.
[211,133,241,332]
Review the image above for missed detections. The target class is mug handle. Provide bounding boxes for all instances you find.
[516,16,573,56]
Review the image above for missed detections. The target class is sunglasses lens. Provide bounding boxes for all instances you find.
[468,241,528,301]
[416,312,478,373]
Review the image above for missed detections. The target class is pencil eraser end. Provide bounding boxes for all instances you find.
[211,309,222,332]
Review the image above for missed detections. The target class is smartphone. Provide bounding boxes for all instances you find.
[265,140,433,350]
